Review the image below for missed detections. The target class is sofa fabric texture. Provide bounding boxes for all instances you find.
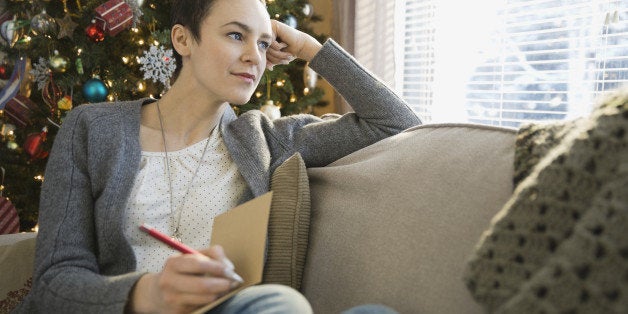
[464,88,628,313]
[302,123,517,314]
[263,153,311,290]
[0,233,36,313]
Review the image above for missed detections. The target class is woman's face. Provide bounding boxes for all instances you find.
[181,0,272,105]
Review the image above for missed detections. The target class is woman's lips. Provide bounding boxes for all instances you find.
[233,73,256,83]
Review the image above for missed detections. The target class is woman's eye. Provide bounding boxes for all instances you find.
[258,41,270,50]
[228,32,243,41]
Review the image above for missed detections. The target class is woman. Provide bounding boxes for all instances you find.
[15,0,421,313]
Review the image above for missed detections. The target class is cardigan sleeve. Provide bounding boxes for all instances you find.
[272,39,422,168]
[15,105,143,313]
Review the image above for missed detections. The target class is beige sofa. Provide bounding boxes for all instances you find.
[0,123,517,313]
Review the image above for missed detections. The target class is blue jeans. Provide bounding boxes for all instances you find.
[210,284,311,314]
[209,284,398,314]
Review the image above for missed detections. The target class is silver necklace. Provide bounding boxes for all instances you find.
[156,101,212,242]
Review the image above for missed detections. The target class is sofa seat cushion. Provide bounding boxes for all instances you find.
[302,123,517,314]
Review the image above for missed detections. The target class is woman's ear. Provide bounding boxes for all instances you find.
[171,24,191,56]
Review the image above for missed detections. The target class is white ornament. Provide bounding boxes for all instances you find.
[139,45,176,89]
[30,57,51,91]
[303,62,318,89]
[260,100,281,120]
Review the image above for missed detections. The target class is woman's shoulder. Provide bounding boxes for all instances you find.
[69,98,144,118]
[63,98,146,128]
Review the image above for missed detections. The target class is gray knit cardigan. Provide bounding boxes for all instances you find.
[15,39,421,313]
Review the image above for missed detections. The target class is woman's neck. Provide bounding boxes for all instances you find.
[140,93,228,151]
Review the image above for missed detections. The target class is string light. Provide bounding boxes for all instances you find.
[122,56,129,64]
[34,175,44,182]
[303,87,310,95]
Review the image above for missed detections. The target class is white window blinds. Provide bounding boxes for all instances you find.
[397,0,628,127]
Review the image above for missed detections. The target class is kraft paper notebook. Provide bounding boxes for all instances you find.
[191,191,272,313]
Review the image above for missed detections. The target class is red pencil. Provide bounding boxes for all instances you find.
[139,223,243,283]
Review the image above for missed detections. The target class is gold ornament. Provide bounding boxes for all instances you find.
[49,51,69,73]
[57,95,72,110]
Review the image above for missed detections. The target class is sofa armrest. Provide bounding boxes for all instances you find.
[0,232,37,311]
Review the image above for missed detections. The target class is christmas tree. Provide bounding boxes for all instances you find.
[0,0,326,231]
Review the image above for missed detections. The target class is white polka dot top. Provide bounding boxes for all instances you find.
[123,126,247,273]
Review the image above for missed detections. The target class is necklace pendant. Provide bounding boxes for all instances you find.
[172,230,182,243]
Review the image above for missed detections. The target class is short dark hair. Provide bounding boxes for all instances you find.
[169,0,267,82]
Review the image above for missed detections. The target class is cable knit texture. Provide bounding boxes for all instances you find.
[464,87,628,313]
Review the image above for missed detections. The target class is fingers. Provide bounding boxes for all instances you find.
[266,40,296,71]
[269,19,321,64]
[164,253,224,277]
[202,245,244,284]
[157,254,235,311]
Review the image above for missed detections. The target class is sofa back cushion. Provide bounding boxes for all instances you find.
[302,123,516,314]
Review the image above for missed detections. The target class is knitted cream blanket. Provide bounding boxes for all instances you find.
[464,87,628,313]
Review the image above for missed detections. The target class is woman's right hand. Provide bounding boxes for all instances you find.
[128,245,239,314]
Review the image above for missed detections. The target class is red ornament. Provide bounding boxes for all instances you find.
[0,197,19,234]
[0,63,12,80]
[85,22,105,42]
[23,128,49,160]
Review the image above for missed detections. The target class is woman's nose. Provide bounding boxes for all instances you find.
[241,42,263,65]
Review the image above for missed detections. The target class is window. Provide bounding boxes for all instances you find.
[397,0,628,127]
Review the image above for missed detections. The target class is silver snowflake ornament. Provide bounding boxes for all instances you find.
[30,57,51,91]
[139,45,177,89]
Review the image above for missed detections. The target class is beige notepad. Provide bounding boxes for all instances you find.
[191,192,272,313]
